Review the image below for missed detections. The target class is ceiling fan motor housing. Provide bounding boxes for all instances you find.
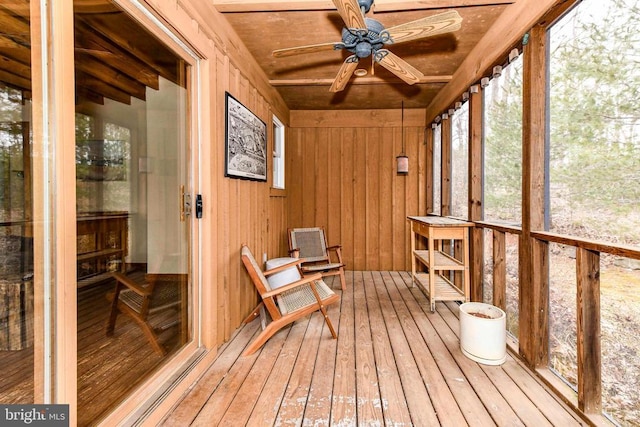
[341,18,386,58]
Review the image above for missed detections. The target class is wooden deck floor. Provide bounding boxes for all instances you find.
[0,275,182,426]
[162,271,586,426]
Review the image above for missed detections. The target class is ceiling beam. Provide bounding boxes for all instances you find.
[212,0,514,13]
[270,75,452,86]
[373,0,515,12]
[213,0,333,12]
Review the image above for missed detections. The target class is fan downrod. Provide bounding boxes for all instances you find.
[357,0,374,14]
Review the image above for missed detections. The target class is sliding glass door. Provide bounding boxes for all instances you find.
[73,1,195,424]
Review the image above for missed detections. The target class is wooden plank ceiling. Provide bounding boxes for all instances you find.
[0,0,182,106]
[214,0,512,109]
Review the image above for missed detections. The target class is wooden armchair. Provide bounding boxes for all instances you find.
[106,272,183,356]
[241,244,339,356]
[288,227,346,291]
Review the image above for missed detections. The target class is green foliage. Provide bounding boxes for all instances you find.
[549,0,640,243]
[484,58,523,223]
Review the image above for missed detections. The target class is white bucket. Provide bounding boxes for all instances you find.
[459,302,507,365]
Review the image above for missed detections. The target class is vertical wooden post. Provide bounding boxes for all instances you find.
[519,24,549,368]
[425,126,434,214]
[440,115,452,280]
[576,247,601,413]
[440,115,451,217]
[468,86,483,302]
[493,230,506,310]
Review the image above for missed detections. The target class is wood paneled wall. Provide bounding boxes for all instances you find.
[152,0,292,347]
[287,109,428,272]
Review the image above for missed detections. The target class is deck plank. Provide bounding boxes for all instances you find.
[396,273,498,426]
[387,271,469,427]
[440,301,555,427]
[162,321,260,425]
[275,311,325,425]
[372,271,440,426]
[218,319,294,426]
[302,277,341,426]
[244,313,311,426]
[188,326,278,426]
[366,271,414,425]
[163,271,587,427]
[330,271,357,426]
[353,271,384,425]
[415,288,527,426]
[501,358,585,425]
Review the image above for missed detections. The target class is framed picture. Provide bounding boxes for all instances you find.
[225,92,267,181]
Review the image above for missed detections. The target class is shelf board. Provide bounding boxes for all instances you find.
[77,272,115,288]
[413,272,465,302]
[413,250,465,270]
[77,248,124,262]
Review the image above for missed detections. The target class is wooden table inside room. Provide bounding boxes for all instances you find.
[407,216,474,312]
[77,212,129,287]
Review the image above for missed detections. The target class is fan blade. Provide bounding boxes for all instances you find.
[273,42,345,58]
[376,50,424,85]
[330,55,359,92]
[385,10,462,45]
[332,0,366,29]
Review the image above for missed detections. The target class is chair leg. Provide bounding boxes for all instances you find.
[318,303,337,339]
[106,307,119,336]
[242,319,285,356]
[308,281,338,339]
[338,267,346,291]
[127,310,166,356]
[106,292,120,336]
[243,302,264,324]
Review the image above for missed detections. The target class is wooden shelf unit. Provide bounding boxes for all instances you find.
[77,212,128,287]
[408,216,474,311]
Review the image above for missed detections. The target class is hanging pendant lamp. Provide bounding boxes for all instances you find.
[396,100,409,175]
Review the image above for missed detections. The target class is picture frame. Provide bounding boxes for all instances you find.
[225,92,267,181]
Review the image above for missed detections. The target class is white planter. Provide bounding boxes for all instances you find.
[459,302,507,365]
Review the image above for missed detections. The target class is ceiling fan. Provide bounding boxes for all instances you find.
[272,0,463,92]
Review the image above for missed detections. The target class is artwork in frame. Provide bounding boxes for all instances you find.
[225,92,267,181]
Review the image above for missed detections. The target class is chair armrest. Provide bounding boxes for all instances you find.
[326,245,344,264]
[288,248,300,258]
[263,258,305,277]
[112,272,152,297]
[262,272,322,298]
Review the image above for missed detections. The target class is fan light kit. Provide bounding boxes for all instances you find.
[354,68,368,77]
[272,0,463,92]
